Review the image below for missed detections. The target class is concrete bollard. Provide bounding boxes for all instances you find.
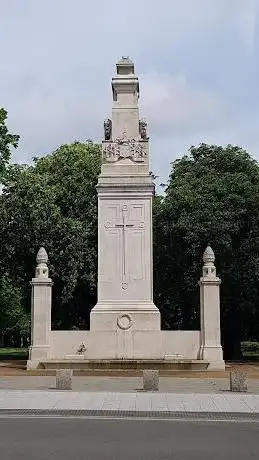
[56,369,73,390]
[230,369,248,392]
[143,370,159,391]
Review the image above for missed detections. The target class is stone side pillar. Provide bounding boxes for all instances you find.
[199,245,225,370]
[27,247,53,369]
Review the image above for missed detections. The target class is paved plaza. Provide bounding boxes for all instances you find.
[1,363,259,414]
[1,374,259,393]
[0,388,259,414]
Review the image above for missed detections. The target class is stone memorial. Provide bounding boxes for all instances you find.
[87,56,161,360]
[27,57,225,372]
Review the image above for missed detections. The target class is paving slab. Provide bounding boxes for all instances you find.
[1,375,259,393]
[0,389,259,414]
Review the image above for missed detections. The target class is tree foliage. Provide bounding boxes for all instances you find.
[0,275,29,346]
[0,141,101,331]
[0,108,19,182]
[1,135,259,359]
[154,144,259,358]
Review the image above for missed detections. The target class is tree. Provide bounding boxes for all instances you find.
[0,275,29,347]
[0,108,19,182]
[0,141,101,330]
[2,138,259,359]
[154,144,259,359]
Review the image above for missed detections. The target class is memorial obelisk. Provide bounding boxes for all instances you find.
[88,57,162,359]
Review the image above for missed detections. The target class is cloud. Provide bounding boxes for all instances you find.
[140,72,231,138]
[138,71,234,183]
[0,0,258,184]
[234,0,259,53]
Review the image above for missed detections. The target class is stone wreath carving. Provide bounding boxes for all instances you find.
[102,137,147,163]
[117,313,133,330]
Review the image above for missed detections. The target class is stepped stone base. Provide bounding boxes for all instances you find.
[33,359,210,372]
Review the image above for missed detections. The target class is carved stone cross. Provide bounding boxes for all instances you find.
[104,205,144,289]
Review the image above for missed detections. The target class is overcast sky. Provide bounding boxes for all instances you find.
[1,0,259,183]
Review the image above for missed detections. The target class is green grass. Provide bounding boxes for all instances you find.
[0,348,28,360]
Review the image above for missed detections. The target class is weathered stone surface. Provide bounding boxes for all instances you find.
[56,369,73,390]
[230,370,248,392]
[89,56,161,360]
[27,247,53,370]
[143,370,159,391]
[199,245,225,370]
[27,60,225,372]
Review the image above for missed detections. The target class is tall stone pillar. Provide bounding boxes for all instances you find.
[27,247,53,369]
[88,57,161,359]
[199,245,225,370]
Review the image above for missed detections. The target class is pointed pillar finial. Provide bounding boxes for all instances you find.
[202,245,216,278]
[35,247,49,278]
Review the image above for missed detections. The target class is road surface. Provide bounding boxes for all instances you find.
[0,416,258,459]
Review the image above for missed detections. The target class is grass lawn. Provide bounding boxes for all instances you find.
[0,348,28,360]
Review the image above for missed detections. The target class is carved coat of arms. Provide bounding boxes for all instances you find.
[102,136,147,163]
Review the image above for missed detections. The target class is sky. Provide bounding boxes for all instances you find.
[1,0,259,184]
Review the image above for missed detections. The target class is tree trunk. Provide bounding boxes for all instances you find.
[222,313,242,361]
[0,332,4,348]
